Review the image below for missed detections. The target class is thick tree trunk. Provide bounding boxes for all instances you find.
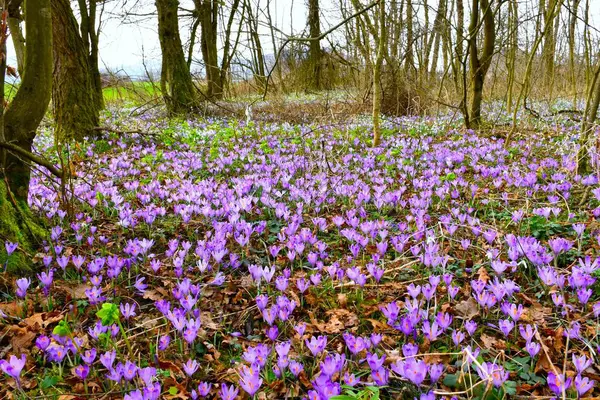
[542,0,563,97]
[307,0,322,90]
[3,0,53,201]
[156,0,197,113]
[51,0,99,143]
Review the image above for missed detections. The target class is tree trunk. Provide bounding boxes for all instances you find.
[506,0,517,112]
[428,0,446,80]
[578,61,600,173]
[156,0,197,113]
[197,0,222,99]
[372,0,386,146]
[405,0,414,76]
[246,1,266,86]
[307,0,322,90]
[51,0,99,143]
[568,0,581,106]
[3,0,53,201]
[542,0,562,97]
[468,0,495,127]
[78,0,104,110]
[6,0,24,76]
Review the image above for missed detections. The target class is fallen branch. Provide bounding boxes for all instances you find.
[93,126,156,136]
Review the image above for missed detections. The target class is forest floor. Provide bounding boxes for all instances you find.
[0,102,599,400]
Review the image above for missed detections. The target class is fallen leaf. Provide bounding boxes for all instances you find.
[58,284,91,300]
[534,350,556,374]
[455,297,479,319]
[477,267,490,283]
[480,333,505,350]
[311,309,358,334]
[337,293,347,308]
[22,311,63,331]
[6,325,36,353]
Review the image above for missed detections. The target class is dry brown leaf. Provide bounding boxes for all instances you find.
[8,325,36,353]
[366,318,387,331]
[200,311,219,330]
[143,286,169,301]
[480,333,505,350]
[311,309,358,333]
[455,297,479,319]
[337,293,347,308]
[534,351,556,374]
[22,311,63,331]
[477,267,490,283]
[59,283,91,299]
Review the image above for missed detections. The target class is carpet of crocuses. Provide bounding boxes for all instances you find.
[1,107,600,400]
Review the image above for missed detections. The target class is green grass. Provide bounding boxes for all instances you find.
[103,81,161,103]
[3,81,160,104]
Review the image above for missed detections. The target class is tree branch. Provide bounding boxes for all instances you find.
[0,140,64,178]
[262,0,380,101]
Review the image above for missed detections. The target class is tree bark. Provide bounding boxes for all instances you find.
[578,61,600,173]
[77,0,104,110]
[405,0,414,76]
[6,0,24,76]
[468,0,495,127]
[196,0,222,99]
[568,0,581,106]
[307,0,322,90]
[51,0,99,143]
[156,0,197,113]
[372,0,386,146]
[2,0,53,201]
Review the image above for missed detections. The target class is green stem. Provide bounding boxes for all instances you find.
[116,318,133,356]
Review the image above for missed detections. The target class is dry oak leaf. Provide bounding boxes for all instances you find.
[312,309,359,334]
[455,297,479,320]
[22,311,63,331]
[6,325,36,354]
[480,333,506,350]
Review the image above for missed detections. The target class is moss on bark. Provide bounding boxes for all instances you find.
[0,181,46,273]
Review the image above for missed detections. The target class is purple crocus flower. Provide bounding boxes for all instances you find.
[0,354,26,387]
[525,341,540,357]
[305,335,327,356]
[238,364,262,396]
[5,241,18,255]
[73,364,90,380]
[547,372,572,395]
[197,381,212,397]
[120,303,137,320]
[574,374,594,396]
[36,335,51,351]
[183,359,199,377]
[476,362,508,387]
[15,278,31,298]
[219,383,239,400]
[572,354,592,374]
